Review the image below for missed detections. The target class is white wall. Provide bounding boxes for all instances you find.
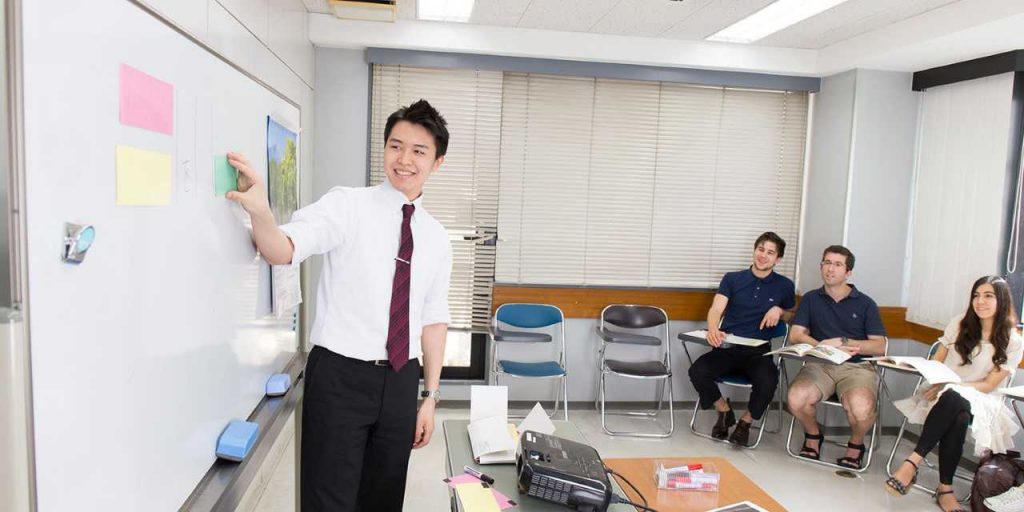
[845,70,919,306]
[798,69,919,307]
[307,47,370,328]
[798,71,856,293]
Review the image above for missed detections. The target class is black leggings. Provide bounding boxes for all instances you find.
[913,390,972,485]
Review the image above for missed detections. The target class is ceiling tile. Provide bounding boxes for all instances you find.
[760,0,958,49]
[516,0,623,33]
[659,0,774,40]
[468,0,533,26]
[590,0,711,38]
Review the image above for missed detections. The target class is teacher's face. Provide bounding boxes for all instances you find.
[383,120,444,201]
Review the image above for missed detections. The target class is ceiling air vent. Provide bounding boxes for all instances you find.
[329,0,397,22]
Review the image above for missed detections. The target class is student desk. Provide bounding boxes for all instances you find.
[604,457,786,512]
[442,419,634,511]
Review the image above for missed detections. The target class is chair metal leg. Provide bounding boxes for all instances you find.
[600,374,673,438]
[562,375,569,421]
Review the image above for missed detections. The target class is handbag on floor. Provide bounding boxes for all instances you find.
[971,450,1024,512]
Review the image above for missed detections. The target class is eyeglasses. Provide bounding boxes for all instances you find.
[820,260,846,269]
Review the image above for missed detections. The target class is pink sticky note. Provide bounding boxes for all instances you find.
[119,64,173,135]
[445,476,517,510]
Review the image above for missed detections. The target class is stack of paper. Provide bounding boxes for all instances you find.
[468,386,516,464]
[467,387,558,464]
[445,475,517,510]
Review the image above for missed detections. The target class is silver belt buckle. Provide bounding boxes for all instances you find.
[373,359,389,366]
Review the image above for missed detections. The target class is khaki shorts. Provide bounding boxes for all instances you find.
[795,361,878,401]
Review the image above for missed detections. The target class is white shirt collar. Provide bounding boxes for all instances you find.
[380,178,425,215]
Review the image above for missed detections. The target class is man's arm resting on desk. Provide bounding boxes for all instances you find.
[706,294,729,347]
[790,326,884,356]
[413,322,447,449]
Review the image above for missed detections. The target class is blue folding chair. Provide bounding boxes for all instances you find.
[489,303,568,420]
[681,323,789,449]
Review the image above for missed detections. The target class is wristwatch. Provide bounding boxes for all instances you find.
[420,389,441,403]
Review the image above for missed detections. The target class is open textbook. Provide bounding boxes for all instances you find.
[467,386,557,464]
[765,343,851,364]
[682,329,769,348]
[865,356,962,384]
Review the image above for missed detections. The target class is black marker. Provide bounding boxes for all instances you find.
[463,465,495,484]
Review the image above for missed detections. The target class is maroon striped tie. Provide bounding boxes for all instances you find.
[386,203,415,371]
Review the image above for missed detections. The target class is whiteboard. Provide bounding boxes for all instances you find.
[22,1,299,510]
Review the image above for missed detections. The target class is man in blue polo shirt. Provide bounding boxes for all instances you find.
[787,245,887,470]
[688,232,796,446]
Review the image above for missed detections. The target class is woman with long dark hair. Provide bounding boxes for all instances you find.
[885,276,1023,512]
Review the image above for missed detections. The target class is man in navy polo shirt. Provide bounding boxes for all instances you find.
[787,245,887,470]
[688,232,796,446]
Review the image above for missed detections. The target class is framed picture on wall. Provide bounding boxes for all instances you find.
[267,116,300,318]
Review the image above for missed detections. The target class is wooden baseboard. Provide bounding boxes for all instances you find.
[493,285,943,344]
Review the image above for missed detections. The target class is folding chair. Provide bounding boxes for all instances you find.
[885,341,1019,497]
[681,323,789,449]
[595,304,674,437]
[784,337,889,472]
[490,303,568,420]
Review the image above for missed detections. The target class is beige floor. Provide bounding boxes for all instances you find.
[251,407,964,511]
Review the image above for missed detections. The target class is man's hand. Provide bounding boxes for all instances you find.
[225,152,272,218]
[837,345,861,356]
[759,306,784,330]
[707,326,727,348]
[922,383,945,401]
[412,399,435,449]
[820,337,843,348]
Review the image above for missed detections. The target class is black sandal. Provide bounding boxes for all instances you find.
[884,459,919,496]
[837,442,866,470]
[934,489,966,512]
[798,427,824,460]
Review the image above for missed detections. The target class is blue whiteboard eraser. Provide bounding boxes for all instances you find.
[266,373,291,396]
[216,420,259,462]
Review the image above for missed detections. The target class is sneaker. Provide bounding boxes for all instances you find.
[711,407,736,440]
[729,419,752,447]
[986,486,1024,512]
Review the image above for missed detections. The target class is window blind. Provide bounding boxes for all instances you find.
[906,72,1014,328]
[369,65,502,331]
[495,73,808,287]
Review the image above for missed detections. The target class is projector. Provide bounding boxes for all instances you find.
[516,431,612,512]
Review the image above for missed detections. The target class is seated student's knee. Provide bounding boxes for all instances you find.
[787,381,820,408]
[843,389,876,422]
[688,357,713,380]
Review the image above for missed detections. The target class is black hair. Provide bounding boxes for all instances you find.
[754,232,786,258]
[822,245,855,271]
[383,99,449,158]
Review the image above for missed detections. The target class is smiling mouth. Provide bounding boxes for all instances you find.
[393,169,417,177]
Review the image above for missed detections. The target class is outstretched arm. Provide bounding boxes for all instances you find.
[225,152,294,265]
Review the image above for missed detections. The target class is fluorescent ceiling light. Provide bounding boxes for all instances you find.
[707,0,852,44]
[417,0,475,22]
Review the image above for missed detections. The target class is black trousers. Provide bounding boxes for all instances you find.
[914,390,973,485]
[301,345,421,512]
[687,346,778,420]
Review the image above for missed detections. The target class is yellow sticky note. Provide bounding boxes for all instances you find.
[454,483,500,512]
[116,145,172,205]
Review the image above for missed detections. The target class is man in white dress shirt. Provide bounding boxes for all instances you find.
[226,99,452,511]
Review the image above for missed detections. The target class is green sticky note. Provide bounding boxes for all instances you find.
[214,155,237,196]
